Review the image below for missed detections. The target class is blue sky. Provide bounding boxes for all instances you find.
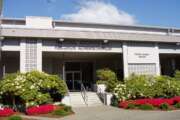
[3,0,180,27]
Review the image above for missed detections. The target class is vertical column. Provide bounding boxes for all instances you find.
[122,42,129,78]
[37,39,42,71]
[20,39,42,73]
[20,39,26,73]
[62,61,65,80]
[171,58,176,71]
[155,43,161,76]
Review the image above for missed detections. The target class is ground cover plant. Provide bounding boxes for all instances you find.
[119,97,180,110]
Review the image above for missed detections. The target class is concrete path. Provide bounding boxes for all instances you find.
[60,106,180,120]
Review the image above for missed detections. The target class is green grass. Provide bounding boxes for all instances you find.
[126,103,136,109]
[8,116,22,120]
[174,103,180,108]
[159,103,169,110]
[138,104,154,110]
[63,106,72,112]
[53,109,70,116]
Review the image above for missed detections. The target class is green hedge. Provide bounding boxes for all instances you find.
[114,73,180,101]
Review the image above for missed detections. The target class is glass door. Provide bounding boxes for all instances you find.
[65,71,82,91]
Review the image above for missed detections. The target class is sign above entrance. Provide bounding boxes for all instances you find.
[127,43,157,63]
[43,40,122,53]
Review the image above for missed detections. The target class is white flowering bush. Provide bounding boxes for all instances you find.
[0,71,67,108]
[113,74,180,101]
[113,83,131,101]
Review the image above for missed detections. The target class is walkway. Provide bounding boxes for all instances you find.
[22,106,180,120]
[61,106,180,120]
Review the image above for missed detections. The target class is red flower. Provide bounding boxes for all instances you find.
[133,99,149,105]
[0,108,14,117]
[119,100,136,108]
[26,104,55,115]
[173,96,180,103]
[119,97,177,109]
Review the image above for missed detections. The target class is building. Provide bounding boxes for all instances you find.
[1,16,180,91]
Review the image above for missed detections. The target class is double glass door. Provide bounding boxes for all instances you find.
[66,71,82,91]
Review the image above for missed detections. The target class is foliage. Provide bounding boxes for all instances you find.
[159,103,169,110]
[96,68,118,92]
[138,104,154,110]
[110,95,119,107]
[113,83,131,101]
[0,71,68,108]
[114,74,180,101]
[173,96,180,103]
[53,109,69,116]
[26,104,54,115]
[0,107,14,117]
[174,70,180,80]
[174,102,180,108]
[63,106,72,112]
[96,80,107,85]
[126,103,136,109]
[8,116,22,120]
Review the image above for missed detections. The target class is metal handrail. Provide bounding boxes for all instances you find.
[97,87,106,105]
[80,82,88,106]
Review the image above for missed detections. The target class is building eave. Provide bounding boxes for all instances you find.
[1,27,180,43]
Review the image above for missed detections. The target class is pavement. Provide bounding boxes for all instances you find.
[22,106,180,120]
[61,106,180,120]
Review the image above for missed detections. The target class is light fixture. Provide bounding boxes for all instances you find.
[176,42,180,46]
[0,36,4,40]
[103,39,108,43]
[59,38,64,42]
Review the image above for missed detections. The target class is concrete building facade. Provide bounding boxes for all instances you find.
[1,16,180,91]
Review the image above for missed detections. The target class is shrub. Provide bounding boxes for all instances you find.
[111,96,119,107]
[147,98,173,107]
[0,71,68,108]
[174,70,180,80]
[63,106,72,112]
[174,102,180,108]
[138,104,154,110]
[127,103,136,109]
[119,100,136,109]
[26,104,54,115]
[113,84,130,101]
[96,68,118,92]
[53,109,69,116]
[8,116,22,120]
[159,103,169,110]
[96,80,107,85]
[0,108,14,117]
[173,96,180,103]
[114,74,180,101]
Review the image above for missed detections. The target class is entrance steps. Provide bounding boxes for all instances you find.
[69,92,103,107]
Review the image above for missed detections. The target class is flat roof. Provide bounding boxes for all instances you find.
[1,17,180,32]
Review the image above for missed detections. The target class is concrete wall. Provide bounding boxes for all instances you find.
[123,42,160,77]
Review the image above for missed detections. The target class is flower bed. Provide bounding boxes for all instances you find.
[26,104,55,115]
[119,96,180,110]
[0,108,15,117]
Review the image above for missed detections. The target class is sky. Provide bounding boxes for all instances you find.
[2,0,180,27]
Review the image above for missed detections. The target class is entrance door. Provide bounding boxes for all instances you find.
[66,71,82,91]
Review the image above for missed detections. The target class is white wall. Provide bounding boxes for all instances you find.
[26,16,52,29]
[123,42,160,77]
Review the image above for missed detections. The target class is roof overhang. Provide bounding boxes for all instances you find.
[1,27,180,43]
